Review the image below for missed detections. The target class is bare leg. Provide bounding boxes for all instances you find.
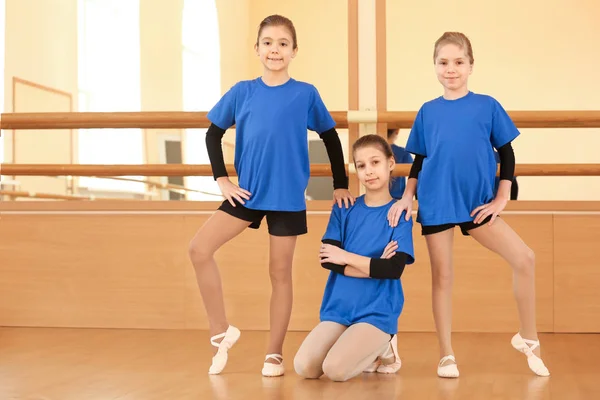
[425,229,456,367]
[265,234,298,363]
[294,321,347,378]
[468,219,538,355]
[188,211,251,340]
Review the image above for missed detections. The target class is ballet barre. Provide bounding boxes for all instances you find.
[2,163,600,177]
[1,110,600,130]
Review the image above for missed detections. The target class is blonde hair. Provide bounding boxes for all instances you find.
[433,32,474,64]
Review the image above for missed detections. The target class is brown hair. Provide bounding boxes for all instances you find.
[256,15,298,50]
[433,32,474,64]
[352,134,394,161]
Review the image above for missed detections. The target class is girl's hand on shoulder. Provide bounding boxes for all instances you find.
[333,188,355,209]
[319,244,348,266]
[387,197,412,227]
[216,177,251,207]
[470,196,508,225]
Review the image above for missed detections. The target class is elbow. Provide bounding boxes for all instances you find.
[369,259,406,280]
[387,265,405,280]
[321,262,346,275]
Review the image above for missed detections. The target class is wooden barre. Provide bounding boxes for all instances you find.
[93,176,219,195]
[0,189,128,201]
[3,164,600,177]
[1,110,600,130]
[0,112,346,130]
[381,110,600,129]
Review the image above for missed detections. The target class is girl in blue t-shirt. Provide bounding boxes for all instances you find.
[293,134,415,382]
[188,15,354,377]
[388,32,549,378]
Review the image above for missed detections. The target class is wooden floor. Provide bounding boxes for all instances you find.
[0,328,598,399]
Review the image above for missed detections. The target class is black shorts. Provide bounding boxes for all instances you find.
[421,215,494,236]
[217,200,307,237]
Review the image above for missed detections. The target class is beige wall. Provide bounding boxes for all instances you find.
[387,0,600,200]
[0,0,4,115]
[0,0,5,162]
[213,0,251,162]
[3,0,78,165]
[140,0,184,166]
[2,0,599,200]
[215,0,252,93]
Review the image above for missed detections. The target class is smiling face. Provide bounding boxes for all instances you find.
[433,32,474,98]
[434,43,472,95]
[354,145,395,192]
[255,25,297,73]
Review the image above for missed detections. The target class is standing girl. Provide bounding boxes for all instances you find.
[294,134,414,382]
[188,14,354,377]
[388,32,549,378]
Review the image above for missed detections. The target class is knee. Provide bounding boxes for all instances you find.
[515,247,535,275]
[322,357,350,382]
[188,239,213,268]
[293,353,323,379]
[269,263,293,286]
[432,266,453,290]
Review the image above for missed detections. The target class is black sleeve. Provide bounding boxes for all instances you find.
[320,239,346,274]
[369,252,408,279]
[511,177,519,200]
[320,128,349,190]
[408,154,425,179]
[205,123,228,180]
[497,142,516,181]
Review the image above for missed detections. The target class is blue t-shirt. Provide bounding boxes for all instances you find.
[390,144,414,199]
[319,195,415,335]
[207,77,336,211]
[405,92,519,226]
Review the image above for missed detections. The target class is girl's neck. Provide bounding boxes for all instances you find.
[364,188,393,207]
[443,86,469,100]
[261,69,291,87]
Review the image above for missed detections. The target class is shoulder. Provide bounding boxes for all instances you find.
[331,195,363,217]
[423,96,442,106]
[225,78,277,104]
[392,209,414,234]
[290,79,322,98]
[219,79,254,101]
[290,79,317,90]
[469,92,506,109]
[422,95,445,108]
[470,92,497,102]
[352,195,366,208]
[385,199,413,223]
[417,96,445,116]
[230,78,260,93]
